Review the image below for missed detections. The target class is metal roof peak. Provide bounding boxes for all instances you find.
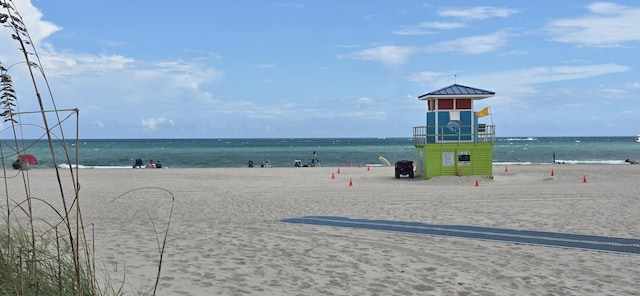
[418,84,495,100]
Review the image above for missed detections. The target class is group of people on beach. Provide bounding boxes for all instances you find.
[248,157,272,168]
[248,151,320,168]
[310,151,320,167]
[133,159,162,168]
[295,152,320,167]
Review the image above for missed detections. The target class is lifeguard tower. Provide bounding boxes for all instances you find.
[412,84,495,179]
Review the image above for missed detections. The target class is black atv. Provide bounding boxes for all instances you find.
[394,160,414,178]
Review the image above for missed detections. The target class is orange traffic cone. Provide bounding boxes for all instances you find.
[331,172,335,179]
[475,178,479,186]
[337,168,341,174]
[583,175,587,183]
[367,165,370,171]
[349,178,353,186]
[505,166,509,173]
[551,169,555,176]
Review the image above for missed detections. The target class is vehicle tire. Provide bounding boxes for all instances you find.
[395,171,400,178]
[409,172,414,178]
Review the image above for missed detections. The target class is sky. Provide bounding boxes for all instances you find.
[1,0,639,139]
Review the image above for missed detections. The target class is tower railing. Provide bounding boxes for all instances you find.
[412,124,496,147]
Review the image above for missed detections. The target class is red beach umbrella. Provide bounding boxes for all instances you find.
[18,154,37,165]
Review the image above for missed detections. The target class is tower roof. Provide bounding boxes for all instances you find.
[418,84,495,100]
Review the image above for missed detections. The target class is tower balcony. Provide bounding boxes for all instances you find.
[412,124,496,147]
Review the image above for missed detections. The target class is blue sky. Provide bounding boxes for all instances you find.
[1,0,639,139]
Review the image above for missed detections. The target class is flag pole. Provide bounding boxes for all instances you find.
[489,107,494,131]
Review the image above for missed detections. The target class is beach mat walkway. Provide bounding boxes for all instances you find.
[280,216,640,255]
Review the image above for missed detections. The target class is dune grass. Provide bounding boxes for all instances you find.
[1,1,171,295]
[0,225,94,295]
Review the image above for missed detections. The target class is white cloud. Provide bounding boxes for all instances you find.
[420,21,468,30]
[427,31,512,54]
[393,5,517,36]
[40,53,134,77]
[138,117,174,130]
[625,82,640,89]
[8,0,60,45]
[392,21,467,35]
[546,2,640,47]
[438,6,520,20]
[516,64,630,83]
[449,63,631,98]
[392,29,434,36]
[588,2,628,14]
[345,45,418,66]
[344,31,511,65]
[594,85,629,99]
[0,0,60,61]
[357,97,374,103]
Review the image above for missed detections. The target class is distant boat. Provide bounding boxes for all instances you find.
[635,135,640,143]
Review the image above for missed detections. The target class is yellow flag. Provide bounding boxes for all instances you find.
[476,107,490,117]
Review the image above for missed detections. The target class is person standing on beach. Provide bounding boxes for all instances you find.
[313,151,319,167]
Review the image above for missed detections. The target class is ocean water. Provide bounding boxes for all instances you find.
[2,137,639,169]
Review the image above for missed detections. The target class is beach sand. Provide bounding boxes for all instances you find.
[11,164,640,295]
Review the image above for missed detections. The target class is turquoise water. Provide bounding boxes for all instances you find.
[494,137,639,165]
[1,137,639,168]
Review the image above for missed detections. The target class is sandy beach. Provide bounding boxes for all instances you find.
[10,164,640,295]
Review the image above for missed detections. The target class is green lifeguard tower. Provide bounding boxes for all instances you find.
[412,84,496,179]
